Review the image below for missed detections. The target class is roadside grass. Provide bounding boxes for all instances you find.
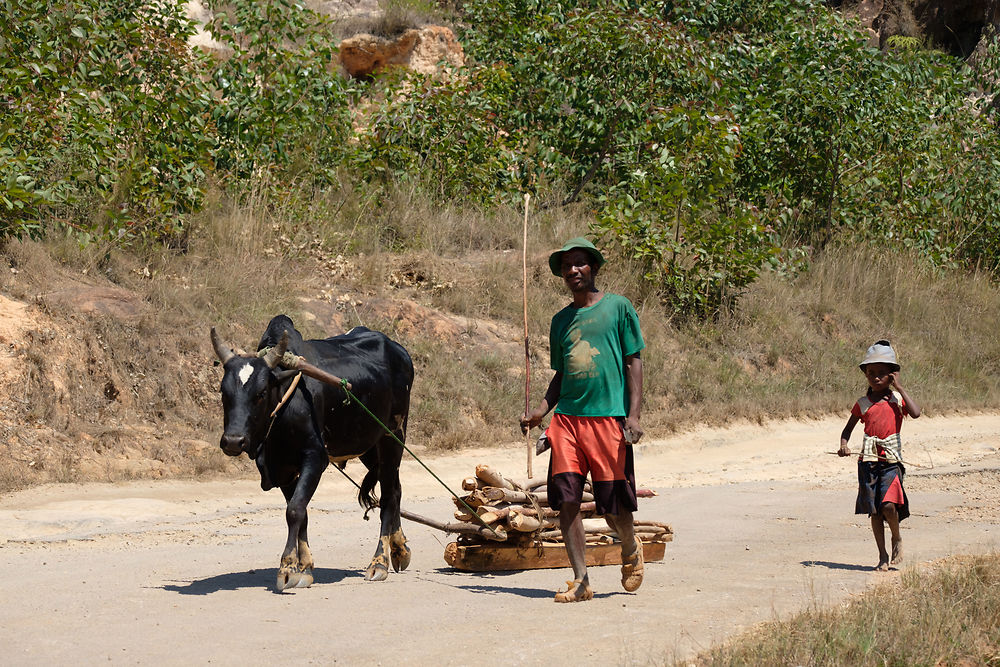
[692,552,1000,666]
[3,186,1000,486]
[632,244,1000,433]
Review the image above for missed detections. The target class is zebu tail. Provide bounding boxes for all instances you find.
[359,448,380,510]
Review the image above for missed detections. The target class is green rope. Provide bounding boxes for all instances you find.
[339,378,500,538]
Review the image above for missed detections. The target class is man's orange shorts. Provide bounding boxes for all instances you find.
[545,413,637,515]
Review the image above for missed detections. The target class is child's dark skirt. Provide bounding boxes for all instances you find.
[856,460,909,521]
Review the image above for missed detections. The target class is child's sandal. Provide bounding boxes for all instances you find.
[621,537,644,592]
[554,579,593,603]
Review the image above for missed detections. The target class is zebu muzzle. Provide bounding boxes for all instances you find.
[220,433,247,456]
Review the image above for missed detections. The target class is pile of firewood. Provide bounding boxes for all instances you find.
[400,464,672,570]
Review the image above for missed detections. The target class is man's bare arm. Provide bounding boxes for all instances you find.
[624,354,643,443]
[520,372,563,432]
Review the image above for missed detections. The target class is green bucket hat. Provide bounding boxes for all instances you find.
[548,237,606,276]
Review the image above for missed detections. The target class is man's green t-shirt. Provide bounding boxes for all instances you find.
[549,293,645,417]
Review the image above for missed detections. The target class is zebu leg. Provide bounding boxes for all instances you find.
[388,409,412,572]
[367,435,409,580]
[276,453,324,591]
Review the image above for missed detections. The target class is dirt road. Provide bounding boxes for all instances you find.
[2,414,999,665]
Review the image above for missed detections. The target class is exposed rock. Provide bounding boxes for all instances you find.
[181,439,214,458]
[843,0,1000,57]
[308,0,381,22]
[909,0,1000,57]
[338,26,465,79]
[40,286,147,320]
[185,0,228,54]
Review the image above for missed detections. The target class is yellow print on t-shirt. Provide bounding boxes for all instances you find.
[567,327,599,376]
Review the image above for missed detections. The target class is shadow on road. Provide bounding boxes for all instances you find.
[801,560,877,572]
[427,568,626,600]
[451,583,624,600]
[161,567,361,595]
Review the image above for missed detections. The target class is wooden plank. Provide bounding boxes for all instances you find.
[443,539,668,572]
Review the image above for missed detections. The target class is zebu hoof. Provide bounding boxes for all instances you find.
[277,569,300,591]
[390,542,411,572]
[365,564,388,581]
[295,569,314,588]
[365,556,389,582]
[276,567,313,591]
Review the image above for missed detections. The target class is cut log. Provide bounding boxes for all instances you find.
[475,464,515,490]
[453,489,491,509]
[633,520,672,532]
[476,507,508,524]
[461,477,479,491]
[507,510,556,533]
[535,526,673,541]
[481,487,540,504]
[514,477,548,491]
[444,539,667,571]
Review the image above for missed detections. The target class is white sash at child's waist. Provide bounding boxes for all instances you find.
[861,433,902,463]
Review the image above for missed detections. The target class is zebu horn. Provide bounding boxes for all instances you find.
[262,331,290,369]
[210,327,236,365]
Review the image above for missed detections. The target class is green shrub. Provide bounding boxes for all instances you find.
[0,0,215,240]
[206,0,356,185]
[352,65,523,203]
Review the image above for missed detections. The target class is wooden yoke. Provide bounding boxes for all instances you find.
[280,351,353,392]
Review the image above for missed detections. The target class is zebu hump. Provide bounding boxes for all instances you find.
[257,314,305,352]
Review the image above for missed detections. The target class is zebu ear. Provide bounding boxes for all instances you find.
[210,327,236,365]
[262,330,290,369]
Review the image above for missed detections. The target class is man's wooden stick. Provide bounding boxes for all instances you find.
[522,193,532,479]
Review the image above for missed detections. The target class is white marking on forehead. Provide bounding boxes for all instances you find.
[238,363,255,386]
[347,326,362,335]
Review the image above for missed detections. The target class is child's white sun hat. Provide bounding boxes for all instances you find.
[859,339,900,372]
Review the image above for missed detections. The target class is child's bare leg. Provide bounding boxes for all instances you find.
[884,503,902,564]
[870,513,889,571]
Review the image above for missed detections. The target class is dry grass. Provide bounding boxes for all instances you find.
[332,0,450,39]
[630,244,1000,433]
[693,552,1000,666]
[3,185,1000,486]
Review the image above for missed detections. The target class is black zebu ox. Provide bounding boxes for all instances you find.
[211,315,414,590]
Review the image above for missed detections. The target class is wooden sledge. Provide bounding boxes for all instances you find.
[444,536,670,572]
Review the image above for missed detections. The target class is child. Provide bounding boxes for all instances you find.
[839,340,921,571]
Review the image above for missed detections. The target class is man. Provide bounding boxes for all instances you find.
[520,237,645,602]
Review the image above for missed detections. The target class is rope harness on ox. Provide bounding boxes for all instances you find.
[258,342,500,537]
[334,377,501,538]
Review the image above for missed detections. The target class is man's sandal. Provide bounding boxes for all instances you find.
[554,579,594,603]
[621,537,644,592]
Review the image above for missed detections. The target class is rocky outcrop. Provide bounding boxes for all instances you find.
[842,0,1000,57]
[185,0,228,54]
[308,0,380,23]
[338,26,465,79]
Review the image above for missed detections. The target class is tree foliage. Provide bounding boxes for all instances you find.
[0,0,216,240]
[206,0,355,184]
[453,0,1000,312]
[3,0,1000,316]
